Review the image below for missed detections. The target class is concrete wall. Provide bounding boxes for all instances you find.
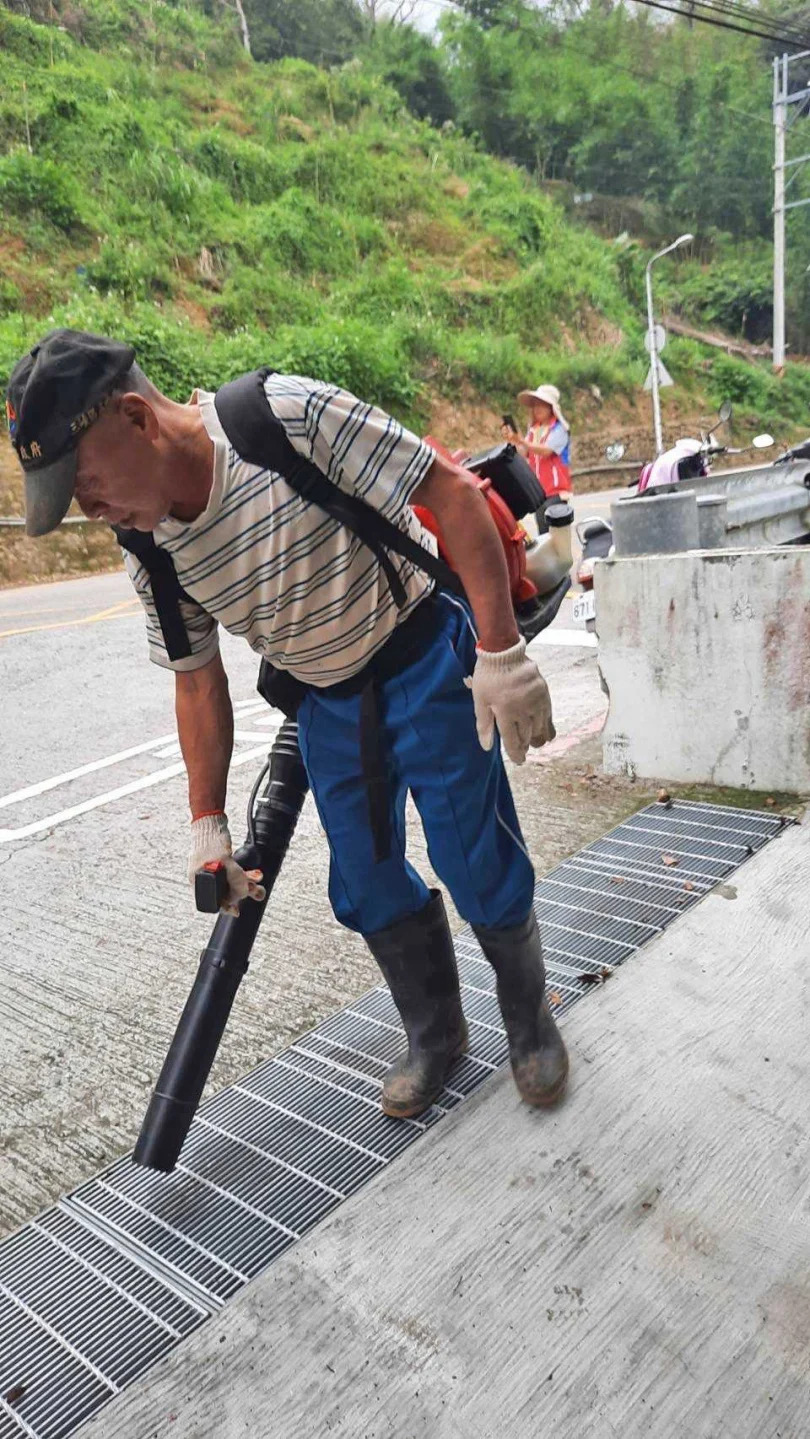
[597,546,810,792]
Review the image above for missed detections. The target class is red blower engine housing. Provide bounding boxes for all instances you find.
[415,437,538,605]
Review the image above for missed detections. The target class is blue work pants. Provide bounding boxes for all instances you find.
[297,593,535,935]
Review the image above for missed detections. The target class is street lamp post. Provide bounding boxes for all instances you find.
[646,233,694,455]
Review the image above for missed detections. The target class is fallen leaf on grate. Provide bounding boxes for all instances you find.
[683,881,695,892]
[5,1385,26,1406]
[548,992,563,1006]
[661,853,679,867]
[579,966,614,986]
[610,875,625,884]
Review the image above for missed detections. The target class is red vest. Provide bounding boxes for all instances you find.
[528,424,571,498]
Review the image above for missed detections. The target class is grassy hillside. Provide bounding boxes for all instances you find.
[2,0,810,586]
[0,3,641,407]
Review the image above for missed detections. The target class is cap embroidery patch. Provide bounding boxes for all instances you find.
[70,395,111,435]
[5,399,17,438]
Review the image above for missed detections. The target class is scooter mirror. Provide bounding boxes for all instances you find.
[752,433,775,449]
[605,442,626,463]
[718,400,733,424]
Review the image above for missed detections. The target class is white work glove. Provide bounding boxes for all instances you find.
[188,812,266,916]
[467,637,555,765]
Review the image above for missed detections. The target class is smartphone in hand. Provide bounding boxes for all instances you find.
[502,413,517,434]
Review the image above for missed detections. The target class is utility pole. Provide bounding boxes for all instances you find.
[645,263,664,457]
[772,50,810,372]
[773,54,787,371]
[645,234,693,456]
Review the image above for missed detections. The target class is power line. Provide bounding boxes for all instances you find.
[682,0,808,41]
[631,0,810,49]
[417,0,810,45]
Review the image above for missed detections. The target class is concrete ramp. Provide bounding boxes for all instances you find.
[2,802,805,1439]
[76,811,809,1439]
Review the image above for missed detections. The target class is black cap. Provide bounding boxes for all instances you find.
[545,502,574,528]
[6,329,135,536]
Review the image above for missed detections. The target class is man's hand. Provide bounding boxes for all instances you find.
[468,638,555,765]
[188,812,265,916]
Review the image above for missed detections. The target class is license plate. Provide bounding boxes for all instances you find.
[572,591,596,625]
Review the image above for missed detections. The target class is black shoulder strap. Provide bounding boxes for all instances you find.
[114,525,194,662]
[214,369,462,608]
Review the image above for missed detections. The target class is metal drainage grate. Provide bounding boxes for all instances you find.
[0,799,790,1438]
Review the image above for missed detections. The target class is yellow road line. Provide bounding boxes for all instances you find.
[0,602,126,619]
[0,597,139,640]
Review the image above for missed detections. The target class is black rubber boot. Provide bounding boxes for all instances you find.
[473,908,569,1107]
[363,890,468,1119]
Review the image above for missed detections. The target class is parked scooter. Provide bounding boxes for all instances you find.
[573,404,775,634]
[573,516,612,632]
[615,404,775,495]
[771,436,810,464]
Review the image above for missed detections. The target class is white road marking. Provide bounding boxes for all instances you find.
[0,733,178,811]
[0,701,273,813]
[0,698,283,843]
[530,628,598,649]
[0,744,272,843]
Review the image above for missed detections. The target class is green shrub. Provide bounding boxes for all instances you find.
[123,150,227,226]
[84,239,174,300]
[209,271,320,331]
[0,278,23,318]
[237,191,356,275]
[0,6,69,63]
[187,130,288,204]
[0,149,86,231]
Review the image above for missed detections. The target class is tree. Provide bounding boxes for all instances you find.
[356,0,420,28]
[220,0,252,54]
[454,0,512,28]
[242,0,365,65]
[363,22,455,125]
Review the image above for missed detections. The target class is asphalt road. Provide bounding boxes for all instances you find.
[0,561,609,1235]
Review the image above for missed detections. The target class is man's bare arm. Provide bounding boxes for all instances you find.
[175,651,233,817]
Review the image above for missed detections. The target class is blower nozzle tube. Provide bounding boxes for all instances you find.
[133,719,308,1172]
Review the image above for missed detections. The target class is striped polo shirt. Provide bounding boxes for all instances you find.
[124,374,437,685]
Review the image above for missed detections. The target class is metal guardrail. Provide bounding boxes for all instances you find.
[611,455,810,552]
[3,459,809,548]
[725,484,810,532]
[571,460,641,479]
[693,456,810,547]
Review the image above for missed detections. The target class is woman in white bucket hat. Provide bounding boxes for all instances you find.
[504,384,572,522]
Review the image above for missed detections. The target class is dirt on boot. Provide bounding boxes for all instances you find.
[381,1020,469,1119]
